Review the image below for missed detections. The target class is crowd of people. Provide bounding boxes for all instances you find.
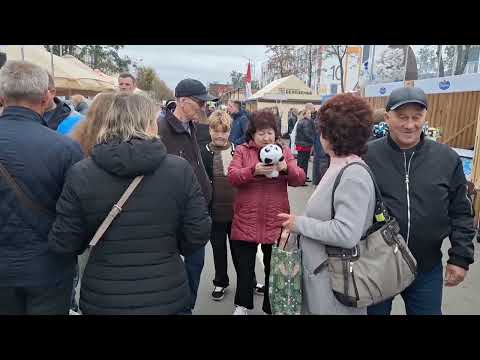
[0,59,477,315]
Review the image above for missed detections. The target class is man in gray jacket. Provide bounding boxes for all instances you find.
[365,87,475,315]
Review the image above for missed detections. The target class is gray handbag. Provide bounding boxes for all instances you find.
[325,162,417,308]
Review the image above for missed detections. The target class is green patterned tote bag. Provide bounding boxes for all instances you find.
[269,229,302,315]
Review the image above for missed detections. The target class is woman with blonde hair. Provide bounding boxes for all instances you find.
[200,110,235,301]
[70,92,116,156]
[49,93,211,315]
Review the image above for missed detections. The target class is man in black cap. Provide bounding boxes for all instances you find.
[158,78,216,312]
[365,87,475,315]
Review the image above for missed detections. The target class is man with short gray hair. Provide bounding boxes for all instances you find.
[0,60,84,315]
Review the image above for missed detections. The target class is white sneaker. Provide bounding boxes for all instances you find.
[69,309,81,315]
[233,306,249,315]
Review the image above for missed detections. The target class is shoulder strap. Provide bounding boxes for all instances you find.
[330,162,389,220]
[89,175,144,247]
[0,161,54,217]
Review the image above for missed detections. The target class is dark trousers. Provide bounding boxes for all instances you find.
[230,240,272,313]
[312,154,330,185]
[210,221,258,289]
[297,151,311,179]
[367,262,443,315]
[0,276,74,315]
[185,246,205,310]
[211,221,232,288]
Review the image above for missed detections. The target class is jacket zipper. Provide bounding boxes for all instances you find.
[403,151,415,245]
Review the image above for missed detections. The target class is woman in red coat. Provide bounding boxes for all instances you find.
[228,110,305,315]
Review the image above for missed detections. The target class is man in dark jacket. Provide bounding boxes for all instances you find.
[158,78,214,310]
[0,60,84,315]
[295,110,316,183]
[43,73,84,132]
[227,100,249,145]
[365,87,475,315]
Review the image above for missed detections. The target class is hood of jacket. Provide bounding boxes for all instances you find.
[92,138,167,177]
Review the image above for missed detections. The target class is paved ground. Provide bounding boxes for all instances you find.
[77,164,480,315]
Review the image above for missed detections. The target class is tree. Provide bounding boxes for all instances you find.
[417,46,437,78]
[454,45,471,75]
[44,45,77,56]
[78,45,131,75]
[45,45,132,74]
[323,45,348,92]
[230,70,244,89]
[265,45,297,79]
[136,66,157,92]
[151,77,174,102]
[135,65,173,102]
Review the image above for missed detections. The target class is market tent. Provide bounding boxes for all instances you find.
[246,75,321,103]
[244,75,321,133]
[5,46,115,96]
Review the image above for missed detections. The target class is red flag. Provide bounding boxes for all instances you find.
[245,62,252,98]
[246,62,252,83]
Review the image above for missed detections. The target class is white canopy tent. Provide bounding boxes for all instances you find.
[5,46,115,96]
[244,75,321,132]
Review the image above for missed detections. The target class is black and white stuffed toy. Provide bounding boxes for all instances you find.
[259,144,284,178]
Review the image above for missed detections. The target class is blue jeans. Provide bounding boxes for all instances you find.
[367,262,443,315]
[185,246,205,310]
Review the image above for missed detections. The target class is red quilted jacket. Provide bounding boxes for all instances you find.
[228,141,306,244]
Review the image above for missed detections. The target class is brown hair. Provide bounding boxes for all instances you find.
[118,72,136,84]
[208,110,232,132]
[317,94,373,157]
[245,109,279,142]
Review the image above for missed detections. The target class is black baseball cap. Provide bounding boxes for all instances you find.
[386,87,428,112]
[175,78,217,101]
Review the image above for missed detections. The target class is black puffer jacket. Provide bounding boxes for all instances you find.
[48,138,211,315]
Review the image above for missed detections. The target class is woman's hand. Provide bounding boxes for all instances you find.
[254,162,275,176]
[278,213,296,232]
[276,160,288,173]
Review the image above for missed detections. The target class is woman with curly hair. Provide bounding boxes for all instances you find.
[278,94,376,315]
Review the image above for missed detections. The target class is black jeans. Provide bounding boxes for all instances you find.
[211,221,232,288]
[297,151,310,179]
[0,276,74,315]
[230,240,272,313]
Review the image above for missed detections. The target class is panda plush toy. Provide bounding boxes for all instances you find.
[259,144,284,178]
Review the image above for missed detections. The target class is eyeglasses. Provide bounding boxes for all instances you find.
[188,97,206,108]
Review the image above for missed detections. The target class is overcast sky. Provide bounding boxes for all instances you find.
[119,45,268,90]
